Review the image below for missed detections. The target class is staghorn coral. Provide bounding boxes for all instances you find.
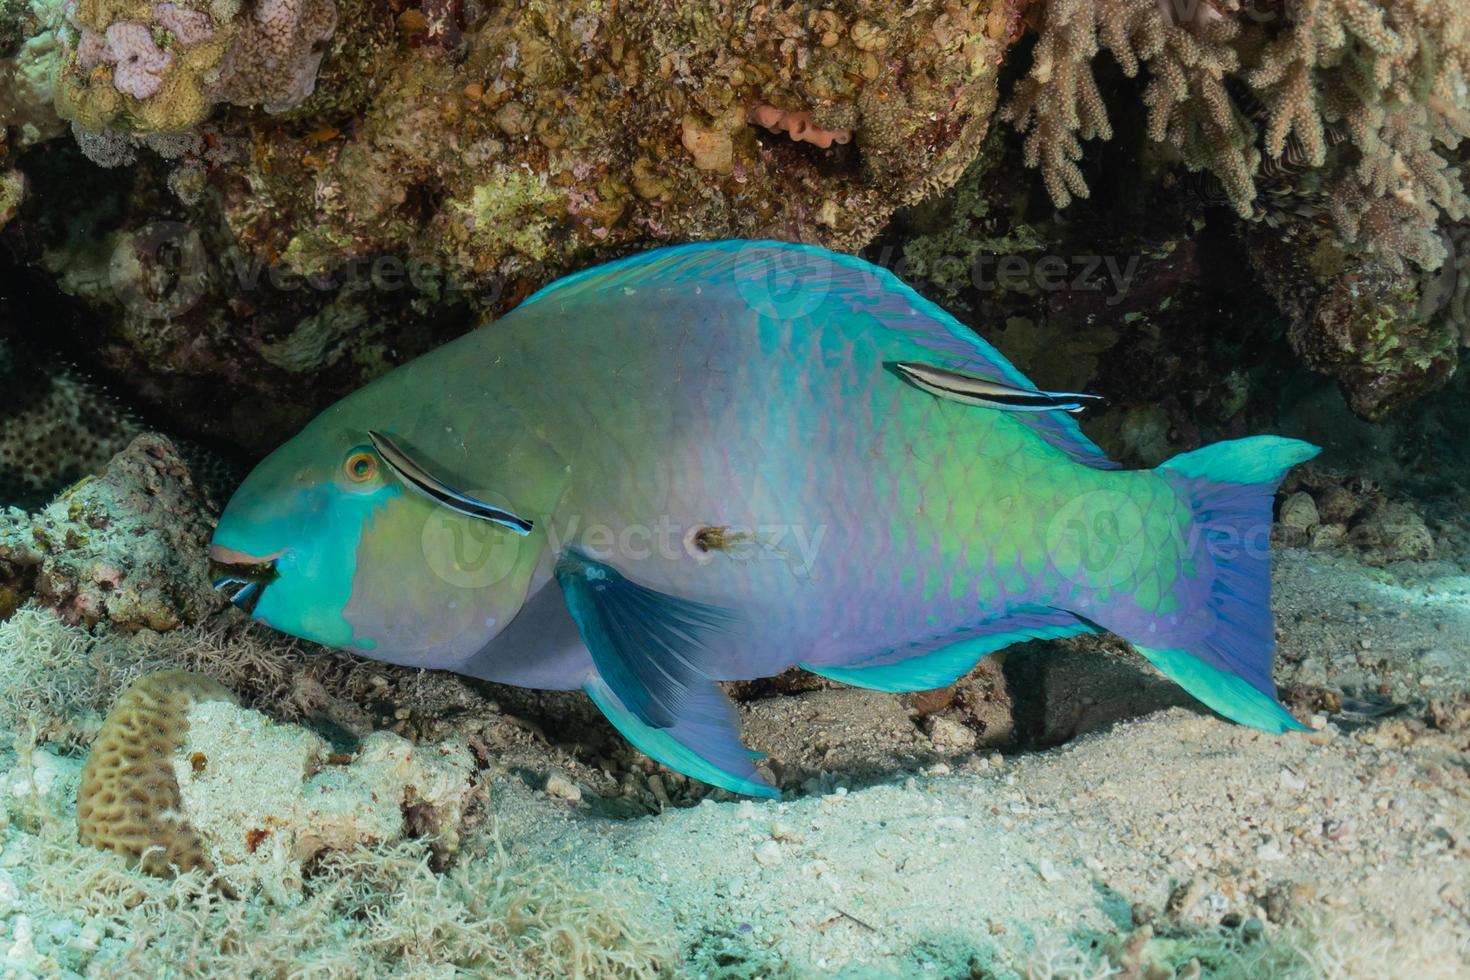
[76,669,235,876]
[1000,0,1257,213]
[1003,0,1468,270]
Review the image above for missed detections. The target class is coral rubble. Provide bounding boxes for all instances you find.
[0,433,221,631]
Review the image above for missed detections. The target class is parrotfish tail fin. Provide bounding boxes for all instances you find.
[1140,436,1321,733]
[557,549,778,798]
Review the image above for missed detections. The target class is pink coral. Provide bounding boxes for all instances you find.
[152,3,216,45]
[103,23,173,100]
[215,0,338,113]
[747,104,852,149]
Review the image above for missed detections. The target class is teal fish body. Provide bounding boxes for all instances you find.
[212,242,1318,796]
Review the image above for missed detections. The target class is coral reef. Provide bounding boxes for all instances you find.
[0,433,221,631]
[0,1,1026,451]
[53,0,339,132]
[76,669,234,876]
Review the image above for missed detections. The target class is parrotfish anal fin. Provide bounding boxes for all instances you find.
[584,674,778,798]
[894,362,1104,415]
[516,240,1118,469]
[1134,645,1307,734]
[802,608,1094,693]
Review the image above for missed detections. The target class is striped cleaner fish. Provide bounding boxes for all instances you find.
[210,241,1318,797]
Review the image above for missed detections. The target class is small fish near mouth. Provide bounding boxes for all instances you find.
[209,544,284,614]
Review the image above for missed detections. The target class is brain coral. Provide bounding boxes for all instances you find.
[76,669,236,876]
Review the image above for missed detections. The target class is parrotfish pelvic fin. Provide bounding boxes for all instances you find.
[894,361,1104,414]
[557,548,776,798]
[368,430,534,535]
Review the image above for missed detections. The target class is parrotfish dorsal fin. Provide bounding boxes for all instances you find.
[517,240,1120,469]
[894,361,1104,414]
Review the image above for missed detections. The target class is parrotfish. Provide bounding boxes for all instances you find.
[211,241,1318,797]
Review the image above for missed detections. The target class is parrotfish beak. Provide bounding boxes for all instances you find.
[209,543,285,614]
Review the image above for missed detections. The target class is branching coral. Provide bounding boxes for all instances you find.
[1001,0,1255,212]
[1249,0,1470,272]
[1004,0,1470,273]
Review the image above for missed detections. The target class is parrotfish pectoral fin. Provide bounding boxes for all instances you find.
[555,548,735,730]
[584,674,778,799]
[802,608,1095,693]
[556,549,775,796]
[894,362,1104,414]
[368,430,533,535]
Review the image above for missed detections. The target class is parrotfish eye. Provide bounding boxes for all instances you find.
[343,448,378,484]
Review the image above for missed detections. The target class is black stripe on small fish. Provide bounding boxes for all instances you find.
[368,430,534,535]
[894,362,1103,414]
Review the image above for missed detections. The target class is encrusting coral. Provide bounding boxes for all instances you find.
[53,0,339,133]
